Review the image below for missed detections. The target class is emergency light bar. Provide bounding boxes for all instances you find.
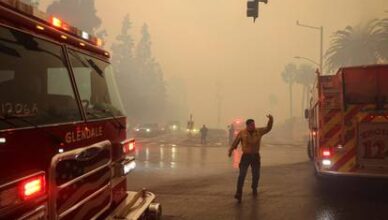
[0,0,104,51]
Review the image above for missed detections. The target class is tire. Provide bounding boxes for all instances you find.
[146,203,162,220]
[307,141,314,161]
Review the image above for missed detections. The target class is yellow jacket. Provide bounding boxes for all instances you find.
[231,119,273,154]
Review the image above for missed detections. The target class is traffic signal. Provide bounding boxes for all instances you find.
[246,0,268,22]
[247,0,259,22]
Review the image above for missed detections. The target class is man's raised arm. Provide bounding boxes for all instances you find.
[261,114,274,135]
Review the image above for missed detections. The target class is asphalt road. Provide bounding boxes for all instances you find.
[127,134,388,220]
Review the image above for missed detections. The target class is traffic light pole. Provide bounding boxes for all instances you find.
[246,0,268,22]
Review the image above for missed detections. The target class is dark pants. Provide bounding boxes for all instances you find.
[236,153,261,194]
[201,135,207,144]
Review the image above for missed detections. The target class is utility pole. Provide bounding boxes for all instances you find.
[296,20,324,74]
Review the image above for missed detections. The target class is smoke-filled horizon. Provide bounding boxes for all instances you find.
[39,0,387,128]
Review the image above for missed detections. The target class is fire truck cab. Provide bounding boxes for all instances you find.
[0,1,161,219]
[307,64,388,178]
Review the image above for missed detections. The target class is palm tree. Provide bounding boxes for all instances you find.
[377,18,388,61]
[295,64,316,115]
[281,63,297,119]
[325,20,385,73]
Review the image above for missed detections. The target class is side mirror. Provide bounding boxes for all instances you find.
[304,109,309,119]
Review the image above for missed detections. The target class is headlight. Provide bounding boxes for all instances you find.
[146,128,151,132]
[123,160,136,174]
[135,128,140,132]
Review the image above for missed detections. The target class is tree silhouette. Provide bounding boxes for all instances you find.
[111,15,136,121]
[325,20,385,73]
[378,18,388,61]
[134,24,166,122]
[295,64,316,114]
[281,63,298,119]
[47,0,101,34]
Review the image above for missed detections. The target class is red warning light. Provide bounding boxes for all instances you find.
[19,174,45,200]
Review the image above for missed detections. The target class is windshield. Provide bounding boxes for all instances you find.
[68,50,125,120]
[343,67,388,104]
[0,26,81,130]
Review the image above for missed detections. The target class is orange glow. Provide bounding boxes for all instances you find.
[129,142,135,151]
[96,38,103,47]
[51,17,62,28]
[233,149,241,169]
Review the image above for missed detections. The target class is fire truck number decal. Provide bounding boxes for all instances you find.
[65,126,103,144]
[363,140,386,159]
[1,102,38,115]
[359,124,388,160]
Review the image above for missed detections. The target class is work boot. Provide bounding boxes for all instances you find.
[234,193,242,203]
[252,189,258,197]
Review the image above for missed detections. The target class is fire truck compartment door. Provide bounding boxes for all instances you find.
[358,123,388,168]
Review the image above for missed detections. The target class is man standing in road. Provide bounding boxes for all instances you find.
[228,115,274,202]
[200,124,208,145]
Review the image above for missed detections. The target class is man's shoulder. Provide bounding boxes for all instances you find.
[239,129,247,134]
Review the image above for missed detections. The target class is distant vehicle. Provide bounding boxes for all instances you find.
[134,123,162,136]
[0,1,161,219]
[186,127,199,135]
[167,120,181,132]
[306,65,388,179]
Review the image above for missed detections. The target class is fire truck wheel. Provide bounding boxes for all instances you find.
[307,141,313,161]
[146,203,162,220]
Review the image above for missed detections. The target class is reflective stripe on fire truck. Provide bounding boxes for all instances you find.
[320,105,361,172]
[334,105,365,172]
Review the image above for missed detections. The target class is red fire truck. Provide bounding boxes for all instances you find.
[0,1,161,219]
[306,65,388,178]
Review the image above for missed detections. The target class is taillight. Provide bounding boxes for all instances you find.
[321,148,332,158]
[122,139,135,154]
[19,174,45,200]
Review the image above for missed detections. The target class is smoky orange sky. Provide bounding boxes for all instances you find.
[40,0,388,127]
